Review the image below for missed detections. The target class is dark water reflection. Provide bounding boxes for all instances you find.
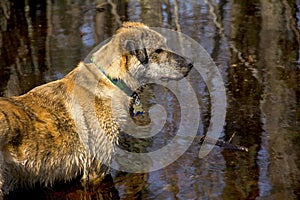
[1,0,300,199]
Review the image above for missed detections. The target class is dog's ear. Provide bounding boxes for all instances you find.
[125,40,148,65]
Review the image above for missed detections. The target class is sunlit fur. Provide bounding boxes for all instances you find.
[0,22,192,196]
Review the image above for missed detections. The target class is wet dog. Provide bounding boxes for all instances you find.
[0,22,192,196]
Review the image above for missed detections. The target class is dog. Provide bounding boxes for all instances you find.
[0,22,193,196]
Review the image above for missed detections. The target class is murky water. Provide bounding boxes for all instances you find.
[1,0,300,199]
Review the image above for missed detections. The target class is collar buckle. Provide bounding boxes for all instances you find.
[131,92,144,116]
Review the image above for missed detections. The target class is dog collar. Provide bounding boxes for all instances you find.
[91,57,144,116]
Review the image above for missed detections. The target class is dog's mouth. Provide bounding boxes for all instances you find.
[160,77,173,82]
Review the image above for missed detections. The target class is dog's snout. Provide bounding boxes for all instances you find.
[188,62,193,69]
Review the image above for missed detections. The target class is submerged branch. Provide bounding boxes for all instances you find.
[196,135,249,152]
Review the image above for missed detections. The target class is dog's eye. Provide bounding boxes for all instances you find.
[155,49,163,54]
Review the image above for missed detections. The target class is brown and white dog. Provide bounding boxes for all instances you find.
[0,22,192,196]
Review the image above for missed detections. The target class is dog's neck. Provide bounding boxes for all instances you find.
[91,56,144,116]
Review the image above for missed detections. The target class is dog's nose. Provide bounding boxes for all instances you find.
[188,62,193,69]
[185,57,194,69]
[183,59,193,77]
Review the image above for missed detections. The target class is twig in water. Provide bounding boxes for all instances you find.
[197,135,248,152]
[228,131,236,143]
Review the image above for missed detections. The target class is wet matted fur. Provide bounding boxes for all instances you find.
[0,22,192,196]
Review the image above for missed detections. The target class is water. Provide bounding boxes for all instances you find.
[0,0,300,199]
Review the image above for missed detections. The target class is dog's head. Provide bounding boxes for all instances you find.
[92,22,193,87]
